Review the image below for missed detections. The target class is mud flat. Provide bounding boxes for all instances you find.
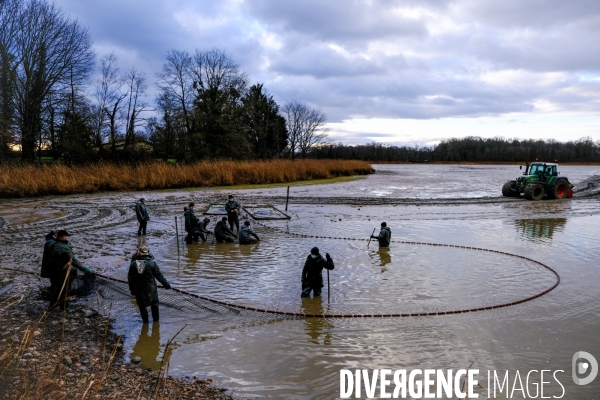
[1,164,600,398]
[0,269,234,399]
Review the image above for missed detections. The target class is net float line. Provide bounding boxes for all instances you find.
[0,231,561,318]
[96,232,560,318]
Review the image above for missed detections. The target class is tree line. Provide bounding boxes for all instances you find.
[0,0,329,163]
[311,137,600,163]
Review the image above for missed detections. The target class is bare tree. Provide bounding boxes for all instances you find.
[297,107,328,159]
[12,0,94,160]
[0,0,20,158]
[123,68,150,150]
[282,101,329,159]
[189,48,248,158]
[93,53,126,157]
[156,49,194,138]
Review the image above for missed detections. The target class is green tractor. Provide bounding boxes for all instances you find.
[502,162,573,201]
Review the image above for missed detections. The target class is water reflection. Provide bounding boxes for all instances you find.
[301,297,333,345]
[514,218,567,240]
[239,242,260,257]
[377,248,391,272]
[130,322,173,370]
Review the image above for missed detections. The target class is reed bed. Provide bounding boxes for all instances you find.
[0,159,374,198]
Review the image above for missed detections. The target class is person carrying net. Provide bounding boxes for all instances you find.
[128,246,171,323]
[239,220,260,244]
[214,216,238,243]
[48,229,94,310]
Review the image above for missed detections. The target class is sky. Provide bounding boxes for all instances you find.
[53,0,600,147]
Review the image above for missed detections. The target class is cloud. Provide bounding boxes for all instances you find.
[48,0,600,143]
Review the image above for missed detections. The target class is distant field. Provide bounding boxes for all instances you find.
[0,160,374,198]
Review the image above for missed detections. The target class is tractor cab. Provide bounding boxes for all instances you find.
[521,162,558,180]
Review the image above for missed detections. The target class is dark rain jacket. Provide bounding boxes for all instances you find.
[41,233,55,278]
[198,220,212,234]
[131,252,155,262]
[127,255,171,308]
[135,201,149,222]
[214,221,236,241]
[184,207,199,232]
[225,199,240,214]
[377,227,392,247]
[302,254,334,288]
[239,226,259,244]
[48,239,87,280]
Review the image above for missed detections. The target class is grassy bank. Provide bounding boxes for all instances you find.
[0,160,374,198]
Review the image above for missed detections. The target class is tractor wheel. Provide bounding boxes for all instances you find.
[548,179,570,199]
[524,183,545,201]
[502,181,518,197]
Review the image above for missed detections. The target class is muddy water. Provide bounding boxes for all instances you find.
[3,164,600,399]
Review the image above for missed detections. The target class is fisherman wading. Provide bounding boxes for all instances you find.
[128,246,171,323]
[301,247,334,298]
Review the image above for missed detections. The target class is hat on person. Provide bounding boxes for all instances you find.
[138,245,149,254]
[221,216,228,222]
[140,196,146,201]
[56,229,70,237]
[381,222,387,227]
[244,221,250,226]
[228,195,234,199]
[310,247,319,255]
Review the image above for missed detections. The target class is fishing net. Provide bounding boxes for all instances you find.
[93,276,292,322]
[92,230,561,320]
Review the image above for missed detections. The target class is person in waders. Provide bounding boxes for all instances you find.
[214,217,238,243]
[184,203,200,244]
[301,247,334,298]
[128,246,171,323]
[225,195,241,233]
[197,217,213,242]
[48,230,94,310]
[41,229,57,279]
[371,222,392,247]
[135,196,150,236]
[239,221,260,244]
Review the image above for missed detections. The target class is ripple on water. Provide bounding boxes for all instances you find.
[156,230,558,316]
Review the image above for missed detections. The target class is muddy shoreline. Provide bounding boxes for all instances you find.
[0,268,235,399]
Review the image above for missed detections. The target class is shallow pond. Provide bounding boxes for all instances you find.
[3,164,600,399]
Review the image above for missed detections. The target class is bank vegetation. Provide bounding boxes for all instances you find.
[0,159,374,198]
[311,137,600,163]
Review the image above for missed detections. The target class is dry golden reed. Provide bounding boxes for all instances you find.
[0,159,374,198]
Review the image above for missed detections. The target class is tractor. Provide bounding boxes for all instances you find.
[502,162,573,201]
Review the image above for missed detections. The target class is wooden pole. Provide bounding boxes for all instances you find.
[367,228,376,248]
[175,216,180,256]
[285,186,290,211]
[327,269,330,303]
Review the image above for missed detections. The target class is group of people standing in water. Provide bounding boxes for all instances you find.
[182,195,261,245]
[42,194,391,324]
